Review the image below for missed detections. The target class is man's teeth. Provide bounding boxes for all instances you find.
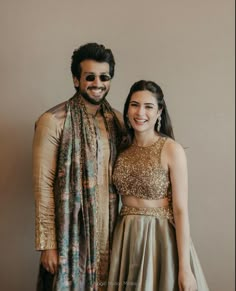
[90,89,102,93]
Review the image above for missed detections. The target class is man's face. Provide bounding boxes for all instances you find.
[74,60,111,105]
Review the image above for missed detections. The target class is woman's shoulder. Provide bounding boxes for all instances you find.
[161,137,186,162]
[162,137,183,149]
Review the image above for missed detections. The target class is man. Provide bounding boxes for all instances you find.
[33,43,124,290]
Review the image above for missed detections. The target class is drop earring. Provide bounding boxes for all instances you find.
[127,120,132,129]
[126,116,132,129]
[157,115,162,132]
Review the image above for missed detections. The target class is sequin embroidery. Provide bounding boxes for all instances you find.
[120,205,174,220]
[113,137,171,200]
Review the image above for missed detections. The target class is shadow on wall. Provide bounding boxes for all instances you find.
[0,121,39,291]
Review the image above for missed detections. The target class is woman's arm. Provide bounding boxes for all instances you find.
[166,140,197,291]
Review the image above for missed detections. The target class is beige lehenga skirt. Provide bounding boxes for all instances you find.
[108,205,209,291]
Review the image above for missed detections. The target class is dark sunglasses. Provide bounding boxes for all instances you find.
[85,74,111,82]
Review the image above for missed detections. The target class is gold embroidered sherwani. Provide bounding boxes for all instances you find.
[33,100,123,289]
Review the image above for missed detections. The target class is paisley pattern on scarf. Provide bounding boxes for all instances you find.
[37,94,122,291]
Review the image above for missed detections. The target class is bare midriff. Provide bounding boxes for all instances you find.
[121,196,169,208]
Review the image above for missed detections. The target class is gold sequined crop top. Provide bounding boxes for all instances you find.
[113,137,171,200]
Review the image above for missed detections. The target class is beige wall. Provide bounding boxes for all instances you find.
[0,0,234,290]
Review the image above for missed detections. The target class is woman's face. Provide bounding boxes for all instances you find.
[127,90,161,134]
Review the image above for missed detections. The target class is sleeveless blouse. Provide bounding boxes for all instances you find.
[113,137,171,200]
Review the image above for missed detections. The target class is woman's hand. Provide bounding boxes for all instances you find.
[178,269,197,291]
[40,249,58,274]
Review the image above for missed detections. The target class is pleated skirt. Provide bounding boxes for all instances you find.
[108,205,209,291]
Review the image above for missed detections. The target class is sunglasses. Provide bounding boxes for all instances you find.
[85,74,111,82]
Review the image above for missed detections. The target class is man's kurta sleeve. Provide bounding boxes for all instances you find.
[33,112,62,250]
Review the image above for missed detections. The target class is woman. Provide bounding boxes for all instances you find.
[108,80,209,290]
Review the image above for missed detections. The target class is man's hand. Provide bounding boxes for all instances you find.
[40,249,58,275]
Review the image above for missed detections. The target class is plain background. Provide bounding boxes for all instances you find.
[0,0,234,290]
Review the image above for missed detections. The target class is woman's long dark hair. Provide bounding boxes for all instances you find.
[122,80,175,149]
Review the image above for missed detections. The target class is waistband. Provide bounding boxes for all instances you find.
[120,205,174,220]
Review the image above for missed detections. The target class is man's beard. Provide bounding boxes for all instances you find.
[79,87,109,105]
